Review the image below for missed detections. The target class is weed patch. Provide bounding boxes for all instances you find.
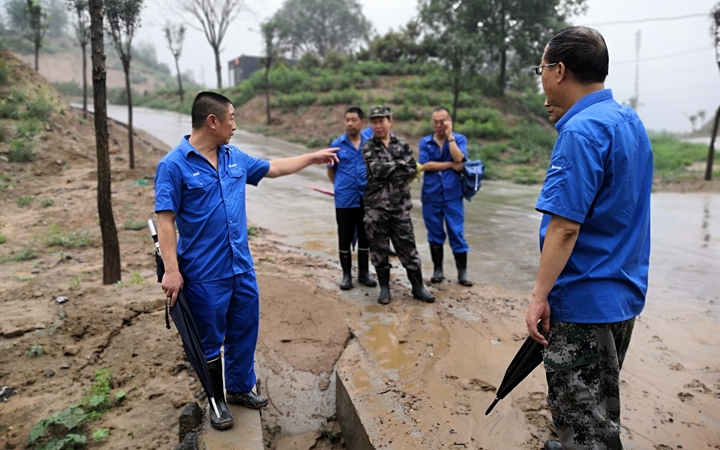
[10,138,33,162]
[45,225,92,248]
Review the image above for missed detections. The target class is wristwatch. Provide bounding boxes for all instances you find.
[447,136,455,142]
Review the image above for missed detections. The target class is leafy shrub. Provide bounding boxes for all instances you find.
[17,195,35,206]
[10,139,33,161]
[455,107,500,125]
[29,405,87,450]
[318,88,362,106]
[0,59,9,86]
[297,52,322,71]
[393,104,420,121]
[45,225,92,248]
[25,344,44,357]
[0,101,21,120]
[509,120,556,158]
[26,96,54,121]
[271,92,317,109]
[456,117,509,140]
[15,120,40,139]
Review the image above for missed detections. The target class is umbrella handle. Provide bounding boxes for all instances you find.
[485,398,500,415]
[210,397,220,419]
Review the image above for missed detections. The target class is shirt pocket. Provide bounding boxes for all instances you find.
[184,175,218,206]
[225,166,246,203]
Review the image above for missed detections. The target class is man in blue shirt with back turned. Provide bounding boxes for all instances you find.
[525,27,653,450]
[419,107,472,287]
[327,107,377,290]
[155,92,338,431]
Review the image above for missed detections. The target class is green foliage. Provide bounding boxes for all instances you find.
[271,92,317,109]
[44,224,92,248]
[456,116,509,140]
[319,422,341,442]
[651,135,709,180]
[16,120,41,139]
[25,344,44,357]
[0,101,22,120]
[41,198,55,207]
[123,215,147,230]
[82,368,114,420]
[318,88,362,106]
[128,271,144,285]
[511,167,543,185]
[509,120,556,159]
[0,247,36,263]
[296,52,322,71]
[247,225,260,239]
[26,95,55,121]
[10,138,33,162]
[0,59,9,86]
[92,428,109,441]
[17,195,35,206]
[52,81,91,98]
[0,234,6,244]
[28,405,87,449]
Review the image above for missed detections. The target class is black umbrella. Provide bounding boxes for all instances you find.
[148,220,220,419]
[485,325,544,415]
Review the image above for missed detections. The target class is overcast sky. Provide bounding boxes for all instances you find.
[137,0,720,134]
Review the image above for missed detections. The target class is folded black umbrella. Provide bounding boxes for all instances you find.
[485,325,544,415]
[148,220,220,419]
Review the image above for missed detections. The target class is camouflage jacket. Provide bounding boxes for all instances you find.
[362,135,418,211]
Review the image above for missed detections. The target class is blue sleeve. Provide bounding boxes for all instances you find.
[244,154,271,186]
[328,137,342,169]
[154,158,182,214]
[456,134,468,158]
[535,132,604,224]
[419,138,431,164]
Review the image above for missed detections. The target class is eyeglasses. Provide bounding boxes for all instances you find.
[534,62,558,75]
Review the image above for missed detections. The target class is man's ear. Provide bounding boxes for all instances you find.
[206,114,218,130]
[556,62,568,83]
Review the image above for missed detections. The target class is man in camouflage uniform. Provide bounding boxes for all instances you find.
[362,105,434,304]
[526,27,652,450]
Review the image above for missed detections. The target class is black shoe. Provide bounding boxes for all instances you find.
[406,268,435,303]
[454,252,473,286]
[339,251,353,290]
[376,267,391,304]
[226,390,269,410]
[544,440,563,450]
[207,357,234,430]
[357,249,377,287]
[429,245,444,283]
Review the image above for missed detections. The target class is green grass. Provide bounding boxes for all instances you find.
[123,217,147,230]
[17,196,35,206]
[45,225,92,248]
[0,247,37,263]
[0,234,6,244]
[10,138,33,162]
[651,135,709,181]
[41,198,55,207]
[25,344,44,358]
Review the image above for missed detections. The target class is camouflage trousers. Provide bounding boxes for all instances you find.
[364,208,422,271]
[543,318,636,450]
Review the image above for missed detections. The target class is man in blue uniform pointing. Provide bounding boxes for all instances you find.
[155,92,338,431]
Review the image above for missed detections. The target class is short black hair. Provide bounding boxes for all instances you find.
[345,106,365,120]
[432,106,450,116]
[191,92,232,129]
[544,26,608,84]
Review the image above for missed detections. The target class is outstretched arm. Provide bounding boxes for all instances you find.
[526,214,580,345]
[266,148,339,178]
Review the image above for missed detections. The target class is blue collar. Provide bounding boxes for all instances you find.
[556,89,613,131]
[179,134,229,158]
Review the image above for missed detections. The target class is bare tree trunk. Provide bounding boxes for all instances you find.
[705,105,719,181]
[34,43,39,71]
[123,66,135,169]
[89,0,121,284]
[213,46,222,89]
[498,47,506,96]
[265,66,271,125]
[81,43,88,119]
[174,57,184,103]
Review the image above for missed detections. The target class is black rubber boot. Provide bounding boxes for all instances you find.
[339,251,353,290]
[544,440,563,450]
[429,245,444,283]
[207,357,234,430]
[454,252,473,286]
[226,390,268,409]
[376,267,392,304]
[407,268,435,303]
[357,249,377,287]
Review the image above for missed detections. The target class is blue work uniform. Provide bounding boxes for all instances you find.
[328,128,373,252]
[155,136,270,393]
[536,89,653,324]
[419,132,470,254]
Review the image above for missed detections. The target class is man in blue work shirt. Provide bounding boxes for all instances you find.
[419,107,472,286]
[155,92,338,431]
[327,107,377,290]
[525,27,653,450]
